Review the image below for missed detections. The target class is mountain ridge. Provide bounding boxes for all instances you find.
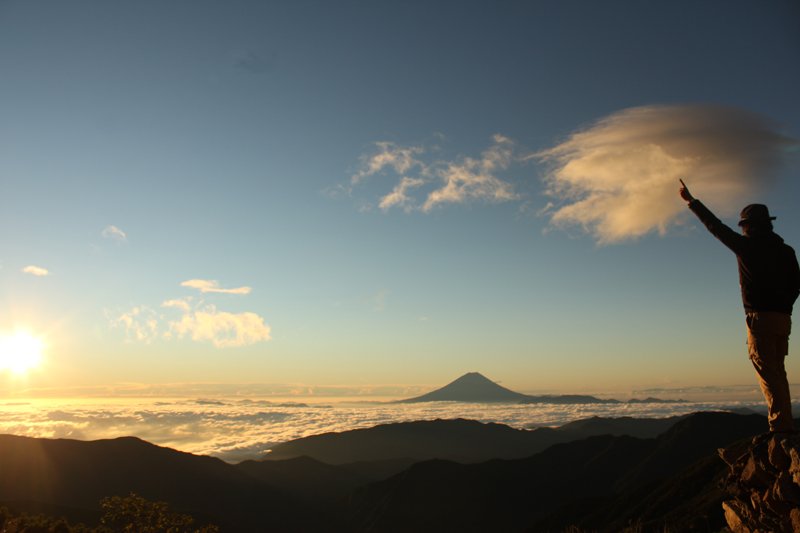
[0,434,325,532]
[343,412,768,532]
[0,411,765,533]
[395,372,687,404]
[263,414,691,466]
[393,372,529,403]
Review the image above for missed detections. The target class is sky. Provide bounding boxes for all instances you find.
[1,1,800,400]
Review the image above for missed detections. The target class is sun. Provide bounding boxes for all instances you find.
[0,331,43,374]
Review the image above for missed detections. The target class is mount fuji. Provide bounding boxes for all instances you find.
[393,372,528,403]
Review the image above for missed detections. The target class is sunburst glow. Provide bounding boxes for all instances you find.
[0,331,43,374]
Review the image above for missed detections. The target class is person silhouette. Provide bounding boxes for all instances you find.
[679,180,800,434]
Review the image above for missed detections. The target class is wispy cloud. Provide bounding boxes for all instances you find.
[168,304,271,348]
[419,135,519,212]
[361,288,390,311]
[181,279,252,295]
[107,306,160,344]
[378,176,426,212]
[162,298,193,312]
[535,104,799,244]
[22,266,49,276]
[352,142,425,185]
[110,301,271,348]
[350,135,522,212]
[102,225,127,243]
[109,282,268,348]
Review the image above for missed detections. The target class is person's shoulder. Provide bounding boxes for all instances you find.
[768,231,790,246]
[768,234,798,256]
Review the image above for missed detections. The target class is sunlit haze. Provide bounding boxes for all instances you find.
[1,2,799,412]
[0,331,43,375]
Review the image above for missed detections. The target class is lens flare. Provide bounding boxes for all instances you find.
[0,331,43,374]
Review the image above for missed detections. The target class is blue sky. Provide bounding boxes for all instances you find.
[1,1,799,398]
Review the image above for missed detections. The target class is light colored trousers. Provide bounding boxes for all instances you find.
[747,311,794,432]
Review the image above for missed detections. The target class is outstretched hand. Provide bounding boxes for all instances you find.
[678,179,695,203]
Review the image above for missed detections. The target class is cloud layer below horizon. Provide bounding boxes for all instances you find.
[536,104,798,244]
[0,398,770,463]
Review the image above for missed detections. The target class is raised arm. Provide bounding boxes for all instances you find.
[678,179,695,204]
[678,180,745,253]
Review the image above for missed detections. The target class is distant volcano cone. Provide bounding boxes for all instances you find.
[394,372,528,403]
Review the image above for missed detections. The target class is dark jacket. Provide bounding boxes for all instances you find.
[689,200,800,315]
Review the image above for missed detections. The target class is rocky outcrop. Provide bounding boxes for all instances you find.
[720,432,800,533]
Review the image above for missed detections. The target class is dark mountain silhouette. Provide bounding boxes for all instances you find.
[518,395,688,405]
[530,419,800,533]
[265,418,537,464]
[395,372,687,404]
[0,434,328,533]
[518,394,687,405]
[518,394,621,404]
[343,412,768,532]
[336,458,422,482]
[549,414,689,437]
[394,372,529,403]
[626,396,688,404]
[528,447,739,533]
[264,415,690,467]
[234,455,372,503]
[0,500,105,529]
[0,412,765,533]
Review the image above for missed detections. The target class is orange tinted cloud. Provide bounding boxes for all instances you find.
[161,298,192,312]
[168,305,271,348]
[354,135,520,212]
[110,299,271,348]
[181,279,251,295]
[536,104,798,244]
[351,142,425,185]
[22,266,49,276]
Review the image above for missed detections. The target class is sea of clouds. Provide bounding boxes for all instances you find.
[0,398,776,463]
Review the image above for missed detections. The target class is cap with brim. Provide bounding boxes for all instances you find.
[738,204,776,226]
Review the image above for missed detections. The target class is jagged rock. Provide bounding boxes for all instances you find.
[776,472,800,506]
[786,444,800,486]
[791,508,800,532]
[722,434,800,533]
[772,438,794,470]
[750,491,766,516]
[743,455,774,490]
[765,485,794,516]
[723,500,758,533]
[717,446,750,475]
[721,445,751,467]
